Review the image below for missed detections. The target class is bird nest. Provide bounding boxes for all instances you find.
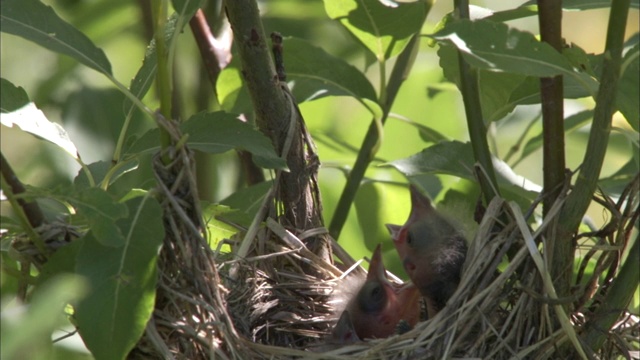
[8,128,637,359]
[132,134,639,360]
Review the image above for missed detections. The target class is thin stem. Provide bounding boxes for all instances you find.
[152,0,173,162]
[581,234,639,351]
[453,0,500,203]
[0,153,46,254]
[329,35,420,240]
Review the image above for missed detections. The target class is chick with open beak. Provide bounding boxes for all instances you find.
[386,186,467,319]
[331,244,421,341]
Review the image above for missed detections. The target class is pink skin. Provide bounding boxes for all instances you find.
[386,185,436,278]
[334,244,421,341]
[385,185,467,319]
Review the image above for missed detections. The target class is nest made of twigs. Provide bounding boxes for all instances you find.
[136,167,638,359]
[8,128,637,359]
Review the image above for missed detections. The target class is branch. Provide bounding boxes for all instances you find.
[189,9,232,95]
[581,233,639,352]
[453,0,500,204]
[224,0,329,259]
[556,0,630,262]
[328,34,420,240]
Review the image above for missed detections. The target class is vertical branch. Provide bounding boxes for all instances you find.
[328,35,420,240]
[538,0,566,217]
[538,0,571,304]
[453,0,500,204]
[555,0,630,296]
[223,0,328,258]
[152,0,173,161]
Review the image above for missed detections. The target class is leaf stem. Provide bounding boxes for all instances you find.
[152,0,173,162]
[329,35,420,240]
[453,0,500,203]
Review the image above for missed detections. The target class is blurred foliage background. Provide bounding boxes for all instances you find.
[1,0,638,357]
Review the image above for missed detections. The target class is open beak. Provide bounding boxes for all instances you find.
[367,244,389,283]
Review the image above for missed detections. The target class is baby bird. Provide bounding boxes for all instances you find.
[386,186,467,319]
[331,244,421,341]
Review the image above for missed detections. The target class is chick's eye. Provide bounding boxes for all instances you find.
[406,232,414,245]
[358,281,386,313]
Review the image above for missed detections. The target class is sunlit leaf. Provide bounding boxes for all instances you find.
[431,19,598,96]
[217,65,252,114]
[0,0,111,75]
[75,196,163,360]
[202,203,243,252]
[0,102,79,159]
[324,0,430,60]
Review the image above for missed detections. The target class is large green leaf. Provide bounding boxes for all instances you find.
[75,196,163,360]
[0,0,111,75]
[71,188,128,247]
[127,111,287,169]
[284,37,380,115]
[324,0,430,60]
[617,44,639,130]
[386,141,540,200]
[0,78,30,113]
[431,19,598,96]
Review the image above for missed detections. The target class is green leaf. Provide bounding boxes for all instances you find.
[0,0,111,75]
[324,0,430,60]
[75,196,163,360]
[386,140,540,198]
[127,111,287,170]
[217,64,252,114]
[284,37,381,115]
[202,203,243,252]
[71,188,128,247]
[0,78,30,113]
[617,44,639,130]
[171,0,203,15]
[220,181,273,221]
[74,160,139,191]
[0,102,79,159]
[431,19,598,96]
[1,274,88,360]
[38,238,82,285]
